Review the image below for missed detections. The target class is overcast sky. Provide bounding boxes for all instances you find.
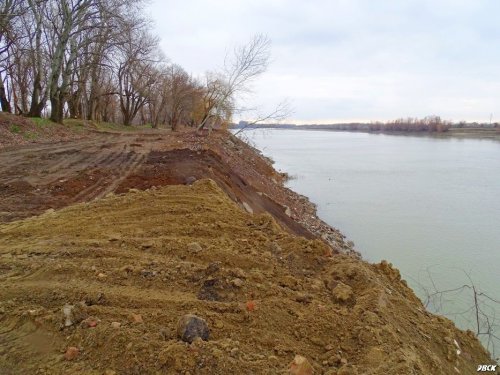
[147,0,500,123]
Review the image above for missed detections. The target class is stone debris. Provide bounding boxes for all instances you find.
[61,304,87,328]
[289,355,314,375]
[129,313,143,323]
[331,282,354,303]
[176,314,210,343]
[64,347,79,361]
[242,201,253,214]
[231,278,244,288]
[187,242,202,253]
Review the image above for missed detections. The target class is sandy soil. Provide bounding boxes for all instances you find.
[0,122,495,374]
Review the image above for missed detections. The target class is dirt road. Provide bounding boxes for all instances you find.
[0,130,328,243]
[0,132,156,222]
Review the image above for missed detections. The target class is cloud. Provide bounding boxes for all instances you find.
[147,0,500,122]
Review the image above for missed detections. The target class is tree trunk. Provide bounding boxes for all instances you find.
[50,95,64,123]
[28,75,45,117]
[0,77,11,113]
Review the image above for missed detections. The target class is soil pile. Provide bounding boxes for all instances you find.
[0,180,493,374]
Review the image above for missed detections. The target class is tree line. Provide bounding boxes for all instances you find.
[368,116,452,132]
[0,0,275,130]
[236,116,453,133]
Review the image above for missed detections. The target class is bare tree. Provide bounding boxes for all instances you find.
[0,0,24,112]
[1,2,287,136]
[163,64,197,130]
[115,25,160,126]
[197,34,271,132]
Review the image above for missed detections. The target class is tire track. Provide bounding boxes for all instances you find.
[71,150,127,202]
[95,152,148,199]
[0,134,152,222]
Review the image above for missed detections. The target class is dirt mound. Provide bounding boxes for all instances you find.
[115,148,313,240]
[0,181,492,374]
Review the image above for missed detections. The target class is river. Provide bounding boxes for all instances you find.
[240,129,500,353]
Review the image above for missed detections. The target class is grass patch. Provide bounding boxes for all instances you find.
[23,131,38,140]
[10,124,21,134]
[30,117,53,128]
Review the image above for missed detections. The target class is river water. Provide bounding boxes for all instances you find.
[240,129,500,352]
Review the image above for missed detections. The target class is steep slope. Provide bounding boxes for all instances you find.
[0,180,492,374]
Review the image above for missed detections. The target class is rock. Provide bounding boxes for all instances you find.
[81,317,99,328]
[245,300,256,312]
[111,321,121,329]
[97,272,106,279]
[197,278,223,302]
[185,176,197,185]
[289,355,313,375]
[187,242,202,253]
[61,304,87,327]
[295,293,313,304]
[64,347,79,361]
[84,292,106,306]
[242,202,253,214]
[331,282,354,303]
[129,313,143,323]
[285,206,292,217]
[62,304,74,327]
[177,314,210,343]
[231,278,244,288]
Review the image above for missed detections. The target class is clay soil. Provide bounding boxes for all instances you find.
[0,125,495,374]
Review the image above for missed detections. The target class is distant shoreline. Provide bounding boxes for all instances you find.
[232,124,500,141]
